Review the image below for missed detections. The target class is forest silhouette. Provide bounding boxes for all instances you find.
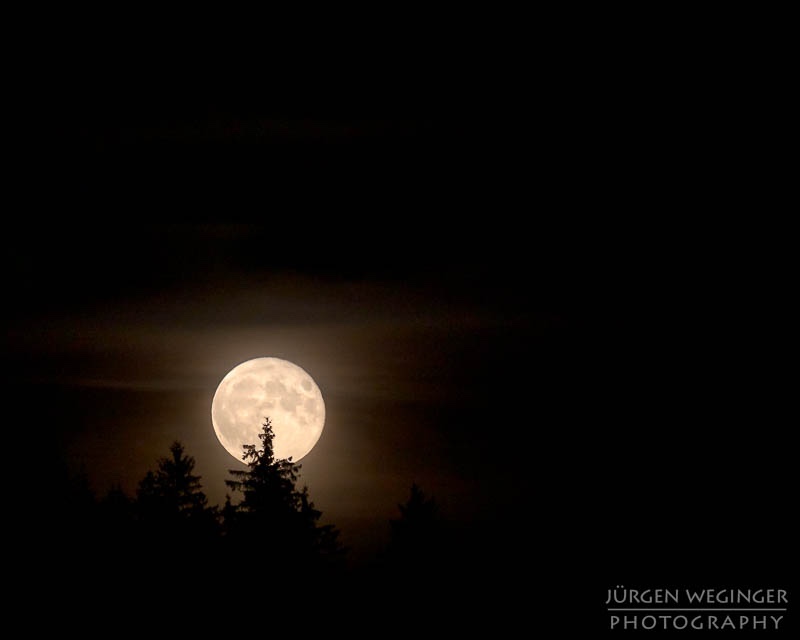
[40,417,487,630]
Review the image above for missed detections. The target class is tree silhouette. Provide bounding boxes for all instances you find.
[224,417,342,572]
[136,441,218,542]
[387,483,443,573]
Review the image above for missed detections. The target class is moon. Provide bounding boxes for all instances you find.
[211,357,325,463]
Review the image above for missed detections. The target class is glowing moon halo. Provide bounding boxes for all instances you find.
[211,357,325,463]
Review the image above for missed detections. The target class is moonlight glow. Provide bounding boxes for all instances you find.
[211,357,325,463]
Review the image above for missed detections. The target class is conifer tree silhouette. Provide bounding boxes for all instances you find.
[136,441,217,542]
[387,483,442,571]
[224,417,341,571]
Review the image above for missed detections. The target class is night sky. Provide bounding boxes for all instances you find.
[8,221,577,562]
[9,16,795,635]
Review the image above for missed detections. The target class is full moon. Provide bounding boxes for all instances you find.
[211,357,325,463]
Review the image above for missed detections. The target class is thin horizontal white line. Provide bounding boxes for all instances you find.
[608,608,786,612]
